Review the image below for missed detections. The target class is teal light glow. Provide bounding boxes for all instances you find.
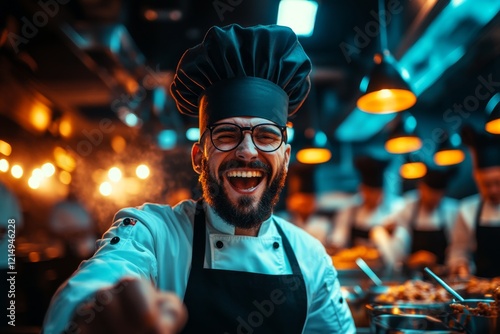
[153,87,166,113]
[335,108,396,142]
[338,0,500,142]
[124,113,139,127]
[158,129,177,150]
[399,0,500,96]
[450,133,462,147]
[186,128,200,141]
[404,114,417,133]
[486,93,500,115]
[314,131,327,146]
[277,0,318,37]
[286,127,295,143]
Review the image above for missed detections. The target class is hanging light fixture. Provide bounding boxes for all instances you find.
[295,128,332,164]
[433,132,465,166]
[400,154,427,180]
[295,84,332,164]
[384,112,422,154]
[485,93,500,135]
[357,0,416,114]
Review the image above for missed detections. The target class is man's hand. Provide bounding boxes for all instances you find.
[68,278,187,334]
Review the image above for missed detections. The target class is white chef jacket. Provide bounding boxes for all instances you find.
[274,210,332,246]
[42,199,355,334]
[328,195,404,249]
[379,192,459,261]
[446,194,500,272]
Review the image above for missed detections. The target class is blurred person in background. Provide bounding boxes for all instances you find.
[447,126,500,278]
[276,163,332,246]
[375,164,459,276]
[328,155,403,250]
[0,181,23,328]
[42,24,355,334]
[21,191,99,326]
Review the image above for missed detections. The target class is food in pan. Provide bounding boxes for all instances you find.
[374,279,451,304]
[331,245,380,269]
[450,286,500,317]
[449,301,498,317]
[466,276,500,296]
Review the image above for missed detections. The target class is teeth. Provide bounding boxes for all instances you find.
[227,170,262,178]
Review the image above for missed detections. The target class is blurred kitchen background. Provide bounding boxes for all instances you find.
[0,0,499,328]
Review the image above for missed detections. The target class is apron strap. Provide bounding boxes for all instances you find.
[474,200,485,230]
[191,199,206,270]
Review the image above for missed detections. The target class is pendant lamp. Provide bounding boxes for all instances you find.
[400,154,427,179]
[295,128,332,164]
[295,84,332,164]
[385,112,422,154]
[485,94,500,135]
[357,0,416,114]
[433,132,465,166]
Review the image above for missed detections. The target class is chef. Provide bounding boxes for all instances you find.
[379,164,459,272]
[447,126,500,278]
[328,155,403,250]
[42,24,355,334]
[276,163,332,246]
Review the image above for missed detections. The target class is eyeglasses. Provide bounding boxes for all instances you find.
[205,123,287,152]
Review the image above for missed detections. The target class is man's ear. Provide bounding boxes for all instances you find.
[192,142,203,175]
[283,143,291,172]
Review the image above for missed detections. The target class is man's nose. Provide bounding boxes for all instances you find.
[236,133,258,159]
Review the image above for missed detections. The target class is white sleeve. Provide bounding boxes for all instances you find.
[446,212,475,273]
[328,207,351,248]
[42,215,159,334]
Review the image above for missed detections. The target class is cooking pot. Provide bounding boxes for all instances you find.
[366,303,450,324]
[448,299,499,334]
[371,314,464,333]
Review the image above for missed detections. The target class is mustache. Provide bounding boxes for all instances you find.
[218,160,271,176]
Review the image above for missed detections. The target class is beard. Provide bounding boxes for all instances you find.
[199,156,287,229]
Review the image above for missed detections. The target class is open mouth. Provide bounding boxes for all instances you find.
[226,170,264,191]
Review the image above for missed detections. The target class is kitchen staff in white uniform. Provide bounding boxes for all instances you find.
[447,126,500,278]
[42,24,355,334]
[379,165,459,271]
[276,163,332,246]
[329,155,403,249]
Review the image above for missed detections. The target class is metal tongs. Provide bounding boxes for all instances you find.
[424,267,465,302]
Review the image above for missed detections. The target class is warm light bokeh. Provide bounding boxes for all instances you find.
[357,89,417,114]
[400,162,427,179]
[11,164,23,178]
[0,140,12,156]
[296,148,331,164]
[486,118,500,135]
[136,164,150,179]
[385,136,422,154]
[434,149,465,166]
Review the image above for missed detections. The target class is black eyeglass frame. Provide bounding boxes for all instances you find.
[202,122,288,152]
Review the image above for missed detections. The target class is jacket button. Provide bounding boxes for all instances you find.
[110,236,120,245]
[273,242,279,249]
[123,218,131,225]
[216,241,224,249]
[339,296,344,304]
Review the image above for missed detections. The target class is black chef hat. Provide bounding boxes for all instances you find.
[354,155,390,188]
[461,124,500,169]
[421,165,457,190]
[170,24,312,131]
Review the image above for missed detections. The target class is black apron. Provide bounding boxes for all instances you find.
[349,206,371,247]
[409,201,448,265]
[474,200,500,278]
[181,201,308,334]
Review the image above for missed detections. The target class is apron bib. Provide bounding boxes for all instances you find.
[182,200,308,334]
